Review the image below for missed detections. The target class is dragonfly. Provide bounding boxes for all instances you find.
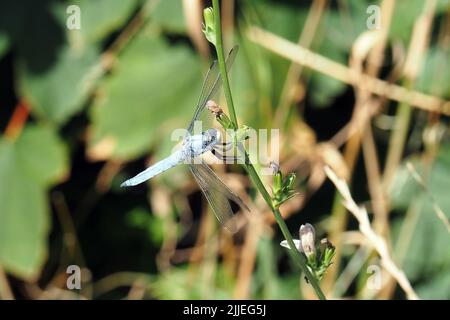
[121,45,248,233]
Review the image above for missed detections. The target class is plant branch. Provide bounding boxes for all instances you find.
[212,0,326,300]
[212,0,238,128]
[324,166,419,300]
[246,26,449,115]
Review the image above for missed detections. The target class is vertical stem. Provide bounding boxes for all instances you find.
[244,160,326,300]
[212,0,238,128]
[382,99,412,188]
[211,0,326,300]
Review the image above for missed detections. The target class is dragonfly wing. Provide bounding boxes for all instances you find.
[189,161,249,233]
[187,45,239,134]
[121,150,184,187]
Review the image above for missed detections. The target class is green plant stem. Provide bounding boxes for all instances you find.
[212,0,238,128]
[212,0,326,300]
[244,163,326,300]
[383,102,412,187]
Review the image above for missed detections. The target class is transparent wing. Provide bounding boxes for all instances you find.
[189,161,249,233]
[187,45,239,134]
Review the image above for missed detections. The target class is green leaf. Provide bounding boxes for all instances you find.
[15,126,68,185]
[89,33,202,160]
[389,0,449,43]
[17,45,99,124]
[416,46,450,98]
[150,0,187,34]
[390,144,450,298]
[415,271,450,299]
[0,125,68,279]
[3,1,146,125]
[0,1,101,124]
[53,0,139,44]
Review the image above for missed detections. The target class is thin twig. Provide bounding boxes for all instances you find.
[93,272,151,298]
[4,99,29,142]
[324,166,419,300]
[246,26,449,115]
[0,267,14,300]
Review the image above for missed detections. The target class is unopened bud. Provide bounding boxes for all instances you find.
[320,238,332,250]
[207,100,223,116]
[207,100,233,129]
[299,223,316,258]
[285,172,296,190]
[202,7,216,46]
[272,164,282,192]
[270,161,280,175]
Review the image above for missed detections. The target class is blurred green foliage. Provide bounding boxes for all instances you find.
[90,33,202,159]
[0,0,449,299]
[0,125,67,278]
[391,145,450,298]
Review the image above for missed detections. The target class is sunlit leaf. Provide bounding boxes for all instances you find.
[0,125,68,279]
[17,45,99,124]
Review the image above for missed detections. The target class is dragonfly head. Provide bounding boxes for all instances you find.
[202,128,221,148]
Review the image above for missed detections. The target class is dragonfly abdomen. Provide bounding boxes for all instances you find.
[120,150,184,187]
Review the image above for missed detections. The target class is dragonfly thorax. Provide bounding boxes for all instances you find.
[183,128,221,159]
[202,128,221,148]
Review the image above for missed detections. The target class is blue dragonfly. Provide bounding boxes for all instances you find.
[121,46,248,232]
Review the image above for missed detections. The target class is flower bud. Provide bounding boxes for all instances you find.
[299,223,316,259]
[207,100,233,129]
[285,172,297,190]
[319,237,335,263]
[202,7,216,45]
[207,100,222,116]
[270,161,280,174]
[273,167,282,192]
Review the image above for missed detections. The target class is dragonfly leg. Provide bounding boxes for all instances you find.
[213,141,233,152]
[211,148,244,163]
